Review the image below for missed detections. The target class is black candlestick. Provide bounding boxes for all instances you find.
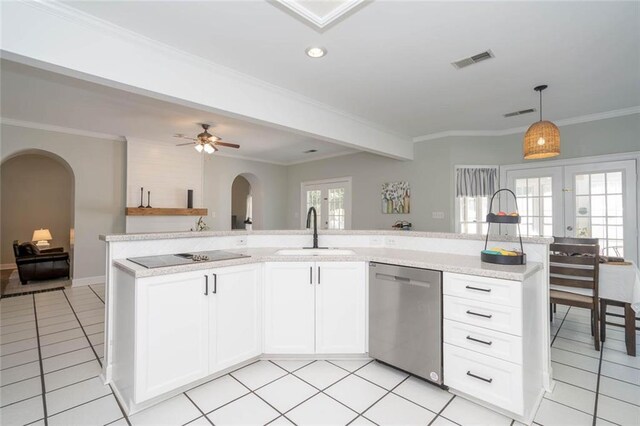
[146,191,152,208]
[138,187,144,208]
[187,190,193,209]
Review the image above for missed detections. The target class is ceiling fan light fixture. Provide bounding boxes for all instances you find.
[524,85,560,160]
[194,143,204,153]
[203,143,215,154]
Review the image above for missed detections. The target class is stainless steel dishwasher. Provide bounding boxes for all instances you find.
[369,262,443,384]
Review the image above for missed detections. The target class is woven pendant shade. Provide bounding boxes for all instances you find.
[523,120,560,159]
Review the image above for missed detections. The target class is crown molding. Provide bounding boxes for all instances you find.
[0,117,125,142]
[20,0,408,142]
[274,0,367,29]
[413,106,640,143]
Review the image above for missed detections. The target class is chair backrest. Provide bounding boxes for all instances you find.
[13,240,20,258]
[549,243,600,294]
[554,236,599,245]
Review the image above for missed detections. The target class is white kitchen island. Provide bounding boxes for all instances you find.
[100,230,552,424]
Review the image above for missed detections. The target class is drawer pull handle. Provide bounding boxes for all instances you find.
[465,285,491,293]
[467,371,493,383]
[466,310,493,319]
[466,335,493,346]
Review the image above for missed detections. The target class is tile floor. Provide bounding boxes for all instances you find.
[1,286,638,425]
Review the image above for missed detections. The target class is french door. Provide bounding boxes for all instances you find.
[505,159,637,262]
[301,178,352,230]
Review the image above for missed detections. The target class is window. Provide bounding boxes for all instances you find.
[301,178,352,230]
[514,177,554,237]
[458,196,489,234]
[455,166,498,235]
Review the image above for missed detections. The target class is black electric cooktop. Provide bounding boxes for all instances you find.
[127,250,249,269]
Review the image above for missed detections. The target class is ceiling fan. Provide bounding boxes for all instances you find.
[174,124,240,154]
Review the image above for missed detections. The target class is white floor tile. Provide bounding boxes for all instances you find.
[41,336,90,359]
[42,347,95,373]
[595,417,620,426]
[350,416,376,425]
[0,313,35,326]
[294,361,349,390]
[0,337,38,356]
[0,394,44,425]
[430,417,458,426]
[48,394,123,426]
[256,374,318,413]
[534,398,593,426]
[598,375,640,406]
[354,361,408,390]
[268,415,295,425]
[600,360,640,385]
[36,313,77,328]
[37,308,74,320]
[442,397,512,426]
[602,346,640,369]
[129,393,201,426]
[83,323,105,336]
[0,328,37,344]
[37,320,79,336]
[551,362,598,391]
[93,343,105,357]
[364,393,436,425]
[88,332,104,345]
[184,416,213,426]
[544,381,595,414]
[552,336,600,360]
[551,347,600,373]
[207,393,280,425]
[0,320,36,335]
[287,393,357,426]
[0,360,40,386]
[596,394,640,426]
[324,374,386,413]
[46,376,111,415]
[106,418,129,426]
[186,374,249,414]
[231,361,287,390]
[38,327,84,346]
[270,359,314,372]
[0,376,42,407]
[0,348,39,369]
[44,360,102,392]
[329,359,372,372]
[392,376,453,413]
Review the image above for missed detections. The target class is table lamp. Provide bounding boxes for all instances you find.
[32,229,52,248]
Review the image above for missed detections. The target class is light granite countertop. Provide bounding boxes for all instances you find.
[101,229,552,244]
[114,247,542,281]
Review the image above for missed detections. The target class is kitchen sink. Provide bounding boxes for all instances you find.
[275,248,356,256]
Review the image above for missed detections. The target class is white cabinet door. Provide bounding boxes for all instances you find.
[135,271,209,402]
[264,262,315,354]
[209,264,261,372]
[315,262,366,354]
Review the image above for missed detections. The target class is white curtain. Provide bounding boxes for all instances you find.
[456,167,498,198]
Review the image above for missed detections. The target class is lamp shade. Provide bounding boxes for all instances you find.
[523,120,560,160]
[33,229,52,241]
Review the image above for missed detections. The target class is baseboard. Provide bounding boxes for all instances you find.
[72,275,105,286]
[1,263,16,270]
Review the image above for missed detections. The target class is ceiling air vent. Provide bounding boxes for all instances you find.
[451,50,494,69]
[503,108,536,118]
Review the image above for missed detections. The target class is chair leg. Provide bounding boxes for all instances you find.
[624,303,636,357]
[553,303,557,313]
[550,303,553,322]
[600,299,607,343]
[591,310,595,336]
[594,306,600,352]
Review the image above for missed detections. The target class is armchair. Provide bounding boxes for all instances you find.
[12,240,70,284]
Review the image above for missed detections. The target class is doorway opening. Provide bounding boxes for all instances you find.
[231,174,253,230]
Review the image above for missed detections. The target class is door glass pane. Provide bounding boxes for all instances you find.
[573,172,624,257]
[306,190,322,228]
[514,177,553,237]
[327,188,345,230]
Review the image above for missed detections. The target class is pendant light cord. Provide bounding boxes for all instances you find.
[539,90,543,122]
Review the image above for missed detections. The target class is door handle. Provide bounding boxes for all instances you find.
[466,371,493,383]
[204,275,209,296]
[318,266,321,284]
[310,266,313,284]
[212,273,217,294]
[466,310,493,319]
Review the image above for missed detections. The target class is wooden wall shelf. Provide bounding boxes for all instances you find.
[126,208,208,216]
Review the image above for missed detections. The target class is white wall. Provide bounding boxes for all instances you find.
[286,114,640,231]
[0,124,126,280]
[126,138,204,233]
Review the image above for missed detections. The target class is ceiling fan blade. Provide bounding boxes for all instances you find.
[214,141,240,149]
[175,142,196,146]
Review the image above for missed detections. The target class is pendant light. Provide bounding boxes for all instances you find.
[523,84,560,159]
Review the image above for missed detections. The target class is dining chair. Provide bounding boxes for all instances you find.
[549,242,601,351]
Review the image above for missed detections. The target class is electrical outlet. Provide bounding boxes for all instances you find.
[369,236,383,246]
[386,237,397,247]
[236,237,247,247]
[432,212,445,219]
[210,211,216,219]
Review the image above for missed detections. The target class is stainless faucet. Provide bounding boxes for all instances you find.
[305,207,319,249]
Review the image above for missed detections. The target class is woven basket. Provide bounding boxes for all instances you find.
[524,120,560,159]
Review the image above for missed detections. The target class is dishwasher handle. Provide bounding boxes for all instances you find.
[374,273,433,287]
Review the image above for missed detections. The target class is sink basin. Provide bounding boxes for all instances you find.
[275,248,356,256]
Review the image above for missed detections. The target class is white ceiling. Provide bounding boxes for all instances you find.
[62,1,640,138]
[0,60,356,165]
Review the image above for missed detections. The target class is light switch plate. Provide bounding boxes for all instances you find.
[432,212,445,219]
[236,237,247,247]
[386,237,397,247]
[369,236,383,247]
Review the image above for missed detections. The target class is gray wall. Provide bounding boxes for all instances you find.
[1,153,73,265]
[0,124,126,280]
[286,114,640,231]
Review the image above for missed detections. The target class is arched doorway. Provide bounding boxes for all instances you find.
[230,173,261,230]
[1,150,75,283]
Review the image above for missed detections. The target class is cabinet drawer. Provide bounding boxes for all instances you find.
[444,320,522,364]
[443,272,521,308]
[444,344,523,415]
[443,295,522,336]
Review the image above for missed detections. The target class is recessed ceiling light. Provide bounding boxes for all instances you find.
[305,47,327,58]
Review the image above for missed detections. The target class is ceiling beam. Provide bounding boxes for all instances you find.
[0,1,413,160]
